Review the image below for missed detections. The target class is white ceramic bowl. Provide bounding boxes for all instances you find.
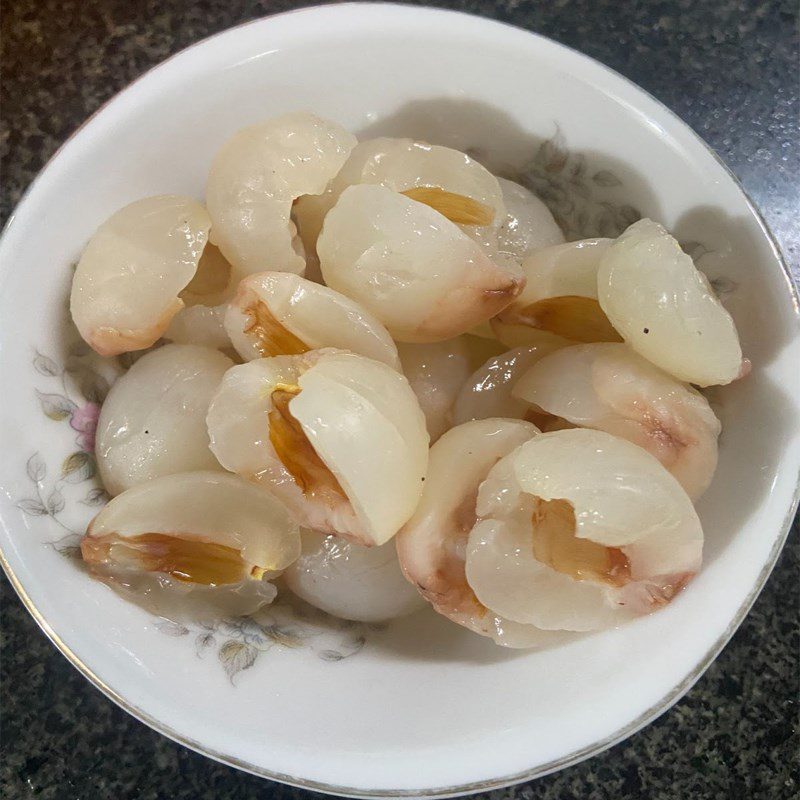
[1,4,798,796]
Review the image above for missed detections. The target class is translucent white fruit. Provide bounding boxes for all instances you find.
[452,343,561,426]
[597,219,743,386]
[492,237,616,348]
[206,112,356,276]
[318,185,523,342]
[311,138,530,290]
[164,304,230,349]
[493,177,564,260]
[207,350,428,546]
[284,531,427,622]
[80,471,301,620]
[296,137,507,254]
[466,429,704,632]
[513,343,721,499]
[519,237,612,300]
[224,271,400,369]
[70,196,211,356]
[336,138,505,214]
[397,338,472,441]
[396,419,570,648]
[164,243,236,350]
[96,344,233,496]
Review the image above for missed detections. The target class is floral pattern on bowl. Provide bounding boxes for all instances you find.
[514,128,642,240]
[17,341,113,557]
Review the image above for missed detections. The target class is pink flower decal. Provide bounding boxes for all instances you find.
[70,402,100,453]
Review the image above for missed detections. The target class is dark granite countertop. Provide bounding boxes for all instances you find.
[1,1,798,798]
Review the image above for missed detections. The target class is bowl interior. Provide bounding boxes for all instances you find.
[0,5,798,796]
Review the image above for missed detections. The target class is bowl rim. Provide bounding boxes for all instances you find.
[1,3,798,797]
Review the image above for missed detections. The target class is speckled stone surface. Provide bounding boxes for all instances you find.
[1,1,798,798]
